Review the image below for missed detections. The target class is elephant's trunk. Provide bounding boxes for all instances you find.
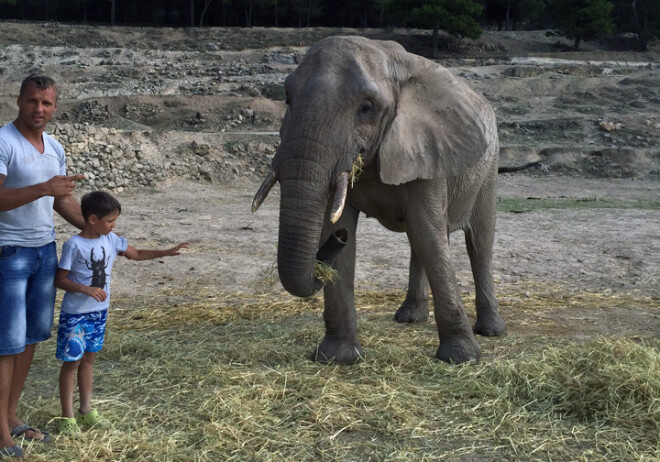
[275,135,349,297]
[277,184,348,297]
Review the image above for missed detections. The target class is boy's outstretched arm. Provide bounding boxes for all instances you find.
[55,268,107,302]
[122,242,189,261]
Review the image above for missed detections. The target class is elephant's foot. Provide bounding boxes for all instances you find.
[394,297,429,323]
[435,334,481,365]
[312,336,364,365]
[473,312,507,337]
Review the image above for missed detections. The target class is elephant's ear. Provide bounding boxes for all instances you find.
[378,56,496,185]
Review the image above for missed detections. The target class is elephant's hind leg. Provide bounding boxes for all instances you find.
[465,176,507,337]
[395,248,430,323]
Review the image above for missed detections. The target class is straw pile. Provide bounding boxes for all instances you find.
[18,284,659,461]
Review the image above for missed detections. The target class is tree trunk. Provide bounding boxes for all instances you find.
[190,0,195,27]
[109,0,116,25]
[431,24,440,58]
[631,0,649,52]
[200,0,212,27]
[573,36,581,51]
[306,0,312,27]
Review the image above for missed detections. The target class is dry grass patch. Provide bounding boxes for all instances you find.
[20,285,660,461]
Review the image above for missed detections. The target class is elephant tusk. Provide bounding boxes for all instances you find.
[329,172,349,224]
[251,168,278,213]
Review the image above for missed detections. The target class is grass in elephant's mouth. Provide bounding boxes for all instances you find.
[349,155,364,187]
[314,260,340,284]
[22,284,660,461]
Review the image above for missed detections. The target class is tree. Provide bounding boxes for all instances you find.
[381,0,483,57]
[550,0,615,50]
[613,0,660,51]
[485,0,546,30]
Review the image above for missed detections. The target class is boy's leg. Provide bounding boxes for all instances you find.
[56,309,87,419]
[59,361,80,418]
[77,352,97,415]
[77,310,107,416]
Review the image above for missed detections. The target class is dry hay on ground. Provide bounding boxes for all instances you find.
[20,284,660,461]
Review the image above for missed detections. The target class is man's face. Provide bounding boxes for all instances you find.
[16,83,58,132]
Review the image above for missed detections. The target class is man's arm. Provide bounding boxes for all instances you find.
[54,195,85,230]
[0,173,85,212]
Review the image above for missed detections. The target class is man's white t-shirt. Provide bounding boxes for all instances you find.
[59,232,128,314]
[0,122,67,247]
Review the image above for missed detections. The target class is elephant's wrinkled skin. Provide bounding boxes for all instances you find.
[253,36,507,365]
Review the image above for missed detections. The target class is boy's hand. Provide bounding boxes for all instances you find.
[82,286,107,302]
[166,242,189,256]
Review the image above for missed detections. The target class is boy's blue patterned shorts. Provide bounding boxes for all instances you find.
[56,310,108,362]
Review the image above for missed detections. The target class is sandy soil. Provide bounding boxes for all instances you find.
[1,22,658,343]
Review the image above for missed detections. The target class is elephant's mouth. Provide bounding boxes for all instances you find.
[313,228,348,286]
[316,228,348,264]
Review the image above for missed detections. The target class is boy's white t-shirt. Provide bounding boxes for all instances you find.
[59,232,128,314]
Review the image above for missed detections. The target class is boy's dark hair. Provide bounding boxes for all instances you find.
[19,74,58,101]
[81,191,121,221]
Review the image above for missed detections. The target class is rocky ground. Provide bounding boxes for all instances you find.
[0,22,658,340]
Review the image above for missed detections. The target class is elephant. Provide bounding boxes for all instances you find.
[252,36,507,365]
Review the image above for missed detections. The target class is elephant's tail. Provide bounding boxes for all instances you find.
[498,161,542,174]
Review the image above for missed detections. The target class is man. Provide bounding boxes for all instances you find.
[0,74,85,458]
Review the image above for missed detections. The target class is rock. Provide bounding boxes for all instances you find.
[599,121,616,132]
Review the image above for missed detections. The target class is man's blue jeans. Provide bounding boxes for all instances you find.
[0,242,57,355]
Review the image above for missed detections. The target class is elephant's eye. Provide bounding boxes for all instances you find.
[357,100,378,122]
[358,100,375,115]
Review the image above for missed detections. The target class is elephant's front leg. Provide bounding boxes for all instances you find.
[406,184,481,364]
[394,248,430,323]
[313,205,363,364]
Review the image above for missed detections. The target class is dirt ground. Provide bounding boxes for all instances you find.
[1,22,658,343]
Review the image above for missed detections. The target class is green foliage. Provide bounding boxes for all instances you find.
[484,0,547,30]
[382,0,483,39]
[550,0,615,49]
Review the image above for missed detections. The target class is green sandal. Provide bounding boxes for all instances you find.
[56,417,82,439]
[77,409,110,430]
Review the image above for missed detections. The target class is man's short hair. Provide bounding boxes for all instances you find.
[19,74,58,100]
[81,191,122,221]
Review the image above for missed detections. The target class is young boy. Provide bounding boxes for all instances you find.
[54,191,188,436]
